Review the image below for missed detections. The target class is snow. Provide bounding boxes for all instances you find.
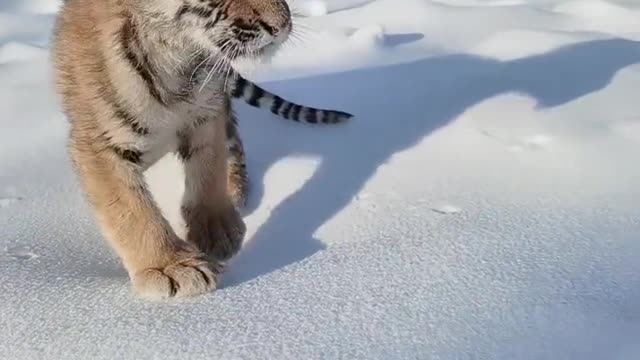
[1,0,640,359]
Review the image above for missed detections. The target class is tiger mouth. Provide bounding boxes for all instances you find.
[221,43,272,61]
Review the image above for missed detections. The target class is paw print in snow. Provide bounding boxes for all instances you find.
[0,197,23,208]
[431,204,462,215]
[5,246,39,261]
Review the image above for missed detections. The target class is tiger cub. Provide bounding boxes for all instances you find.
[51,0,351,299]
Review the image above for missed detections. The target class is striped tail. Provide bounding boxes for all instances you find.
[229,75,353,124]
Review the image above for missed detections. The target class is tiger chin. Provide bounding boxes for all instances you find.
[51,0,352,300]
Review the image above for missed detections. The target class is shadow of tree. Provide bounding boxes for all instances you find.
[222,38,640,287]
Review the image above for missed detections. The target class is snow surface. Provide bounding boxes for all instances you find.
[2,0,640,359]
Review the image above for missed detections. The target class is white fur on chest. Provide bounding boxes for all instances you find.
[138,78,227,167]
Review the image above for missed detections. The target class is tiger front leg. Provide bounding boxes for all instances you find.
[69,137,216,299]
[179,113,247,265]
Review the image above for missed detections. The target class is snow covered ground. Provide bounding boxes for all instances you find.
[2,0,640,358]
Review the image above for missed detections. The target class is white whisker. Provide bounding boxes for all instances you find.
[199,59,218,92]
[199,47,231,92]
[223,46,240,91]
[190,53,212,84]
[174,48,205,72]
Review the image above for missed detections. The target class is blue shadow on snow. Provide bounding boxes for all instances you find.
[222,38,640,287]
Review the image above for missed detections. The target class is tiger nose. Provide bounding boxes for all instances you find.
[259,18,290,40]
[266,0,292,38]
[271,17,291,36]
[249,0,292,41]
[262,16,291,45]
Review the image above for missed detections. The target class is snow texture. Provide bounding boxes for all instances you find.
[2,0,640,359]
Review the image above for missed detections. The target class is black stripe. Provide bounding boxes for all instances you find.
[281,102,294,119]
[98,81,151,136]
[226,118,238,139]
[114,107,150,136]
[120,19,166,106]
[270,96,284,115]
[226,111,240,140]
[319,110,330,124]
[176,131,210,162]
[193,267,211,286]
[194,7,214,18]
[231,76,247,98]
[176,5,214,19]
[247,84,264,107]
[175,5,190,19]
[99,130,112,143]
[111,146,143,165]
[213,8,223,23]
[205,9,223,29]
[172,87,191,102]
[167,275,178,297]
[177,131,191,161]
[193,116,209,128]
[291,105,302,122]
[205,20,217,30]
[219,1,232,19]
[305,108,318,123]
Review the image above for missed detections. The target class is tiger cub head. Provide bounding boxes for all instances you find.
[156,0,293,61]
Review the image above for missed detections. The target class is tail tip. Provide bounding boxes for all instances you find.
[326,110,354,124]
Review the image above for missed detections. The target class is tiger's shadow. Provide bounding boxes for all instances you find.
[221,38,640,287]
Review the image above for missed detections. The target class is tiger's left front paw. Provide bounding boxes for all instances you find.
[183,203,246,263]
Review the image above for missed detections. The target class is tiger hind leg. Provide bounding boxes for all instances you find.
[226,111,249,209]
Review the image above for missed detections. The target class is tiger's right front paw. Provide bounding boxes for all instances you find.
[183,203,246,263]
[131,255,217,299]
